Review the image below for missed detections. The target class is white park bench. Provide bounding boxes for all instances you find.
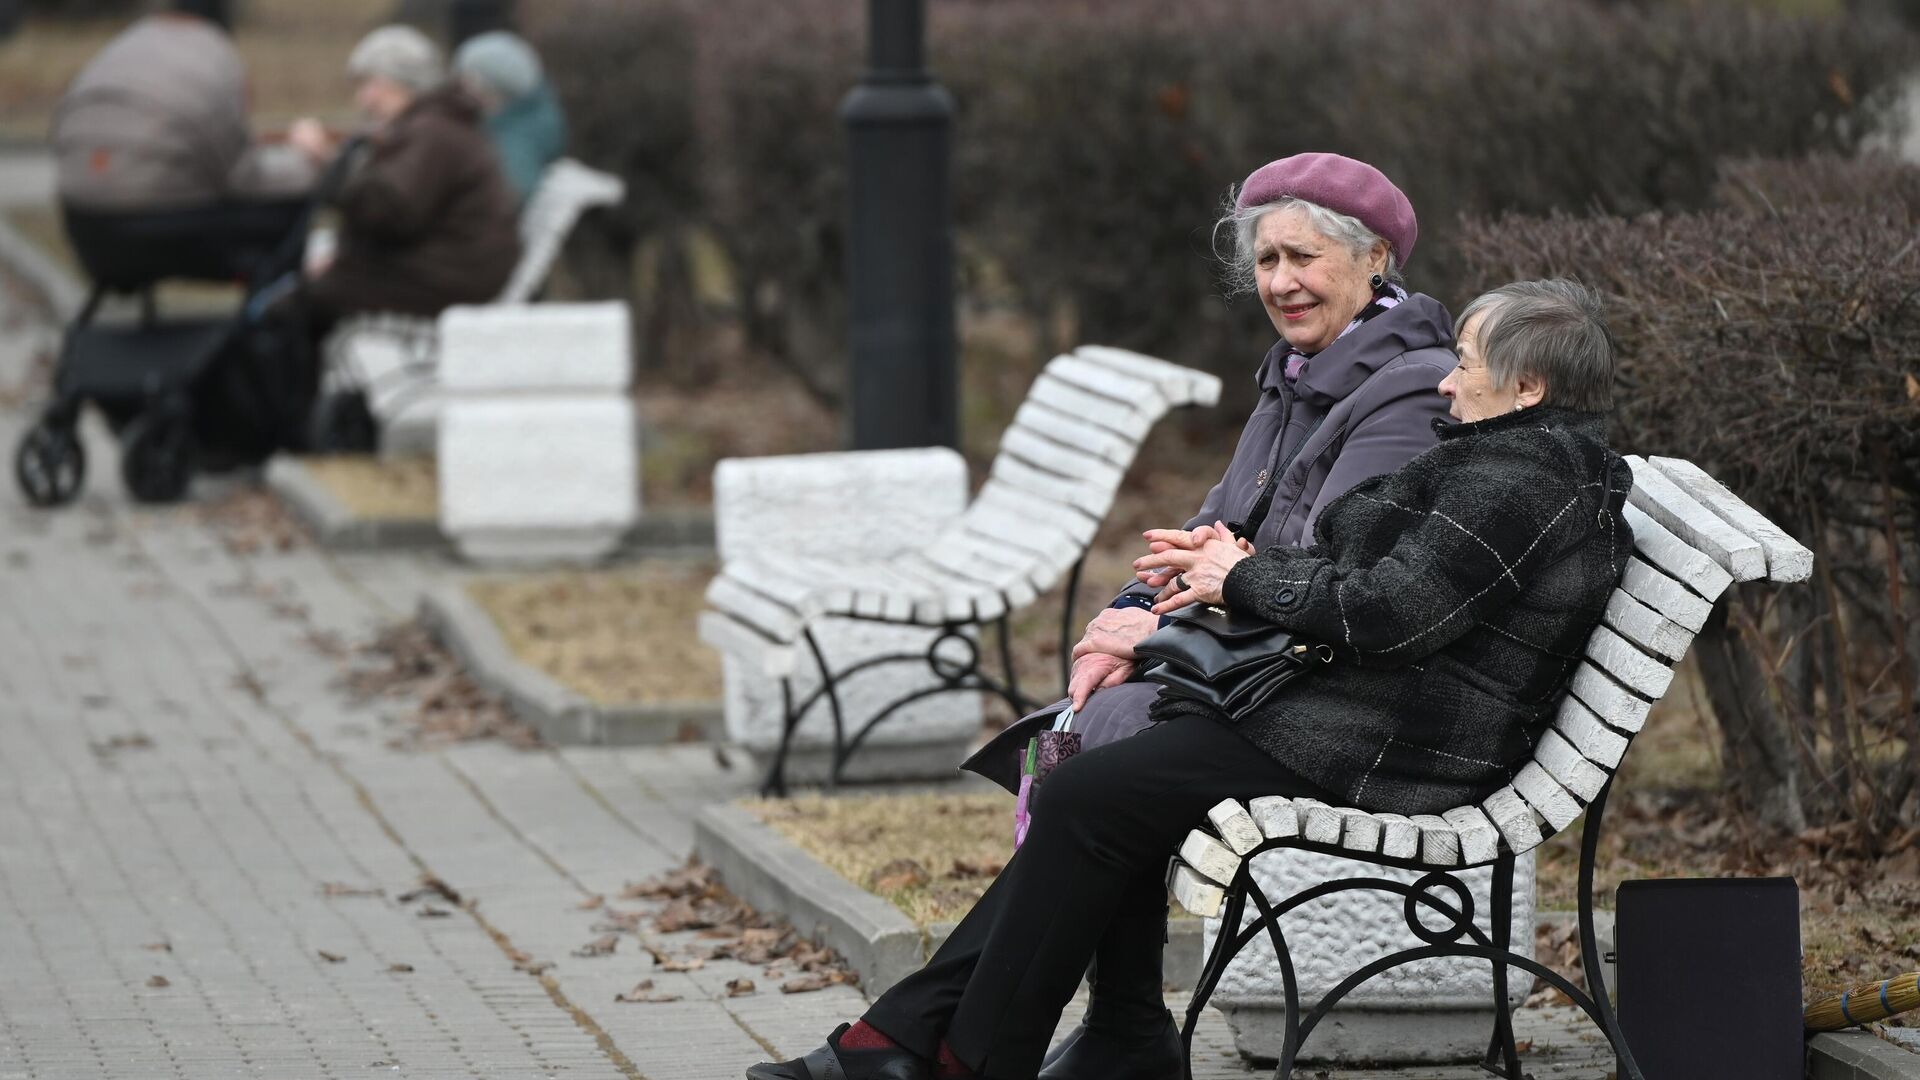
[698,345,1222,794]
[1163,455,1812,1080]
[313,159,628,451]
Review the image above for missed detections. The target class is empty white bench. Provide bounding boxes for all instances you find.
[698,345,1222,793]
[1166,455,1811,1079]
[316,159,628,453]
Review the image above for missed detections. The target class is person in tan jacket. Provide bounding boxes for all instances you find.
[290,25,521,325]
[52,0,318,289]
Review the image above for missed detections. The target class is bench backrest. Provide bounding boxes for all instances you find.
[499,159,627,305]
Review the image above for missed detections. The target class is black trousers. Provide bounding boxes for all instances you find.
[863,715,1336,1080]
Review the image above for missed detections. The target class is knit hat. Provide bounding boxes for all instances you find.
[347,25,445,94]
[1236,153,1419,269]
[454,31,544,102]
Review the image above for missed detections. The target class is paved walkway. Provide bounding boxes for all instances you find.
[0,175,1613,1078]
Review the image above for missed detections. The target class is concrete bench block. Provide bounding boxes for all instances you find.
[439,302,631,393]
[438,395,638,562]
[1206,848,1535,1064]
[711,448,979,779]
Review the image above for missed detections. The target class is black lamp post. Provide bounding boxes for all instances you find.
[839,0,958,451]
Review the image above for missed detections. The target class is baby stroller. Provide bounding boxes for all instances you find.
[13,145,354,506]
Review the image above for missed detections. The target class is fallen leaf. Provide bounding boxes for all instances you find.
[397,875,463,906]
[318,951,345,964]
[416,905,452,919]
[725,978,755,997]
[577,894,605,911]
[867,858,930,893]
[657,956,704,973]
[388,963,414,974]
[615,979,681,1004]
[141,942,171,952]
[320,882,383,898]
[146,975,170,988]
[948,858,1004,880]
[573,934,620,958]
[781,974,834,994]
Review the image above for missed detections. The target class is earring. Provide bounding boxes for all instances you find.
[1369,273,1385,291]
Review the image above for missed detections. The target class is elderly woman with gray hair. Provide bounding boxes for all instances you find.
[454,31,568,207]
[287,25,520,323]
[962,151,1457,1072]
[751,278,1632,1080]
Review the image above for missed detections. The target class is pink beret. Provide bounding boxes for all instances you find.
[1236,153,1418,269]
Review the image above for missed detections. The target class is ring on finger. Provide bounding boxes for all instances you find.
[1173,574,1189,592]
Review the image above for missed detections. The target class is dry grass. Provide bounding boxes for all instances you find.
[741,792,1016,927]
[302,454,438,520]
[467,563,723,706]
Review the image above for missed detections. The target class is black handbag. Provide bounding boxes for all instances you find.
[1134,602,1331,720]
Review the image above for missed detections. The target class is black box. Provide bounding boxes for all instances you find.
[1615,877,1801,1079]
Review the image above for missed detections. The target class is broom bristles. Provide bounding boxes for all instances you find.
[1804,972,1920,1031]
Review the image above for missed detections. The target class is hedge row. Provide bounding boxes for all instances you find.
[530,0,1913,405]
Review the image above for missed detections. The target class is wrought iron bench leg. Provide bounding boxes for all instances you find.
[1481,852,1523,1079]
[1578,783,1646,1080]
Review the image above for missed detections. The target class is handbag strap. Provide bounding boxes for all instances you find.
[1050,705,1076,733]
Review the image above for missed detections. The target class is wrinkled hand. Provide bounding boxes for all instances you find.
[1134,520,1251,613]
[1066,605,1157,709]
[288,117,336,165]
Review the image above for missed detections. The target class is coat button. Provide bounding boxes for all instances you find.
[1275,587,1298,605]
[1255,467,1270,487]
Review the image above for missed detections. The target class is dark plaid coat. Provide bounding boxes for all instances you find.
[1157,405,1634,816]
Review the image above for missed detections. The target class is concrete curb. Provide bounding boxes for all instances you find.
[0,214,83,322]
[418,581,720,746]
[1809,1030,1920,1079]
[693,800,1205,999]
[266,456,447,551]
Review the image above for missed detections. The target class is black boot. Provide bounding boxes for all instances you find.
[746,1023,932,1080]
[1038,904,1183,1079]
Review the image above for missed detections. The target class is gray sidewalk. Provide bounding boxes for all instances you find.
[0,232,1613,1078]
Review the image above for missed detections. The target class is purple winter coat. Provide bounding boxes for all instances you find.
[963,294,1459,792]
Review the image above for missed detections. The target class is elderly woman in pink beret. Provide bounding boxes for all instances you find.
[750,155,1462,1080]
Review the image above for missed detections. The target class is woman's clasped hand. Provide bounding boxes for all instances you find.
[1132,521,1255,612]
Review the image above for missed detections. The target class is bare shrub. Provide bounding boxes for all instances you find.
[1459,155,1920,841]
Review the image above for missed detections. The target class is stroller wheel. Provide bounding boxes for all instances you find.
[120,410,196,504]
[309,389,378,454]
[14,421,86,507]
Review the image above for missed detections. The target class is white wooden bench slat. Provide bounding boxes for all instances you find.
[1440,806,1500,865]
[1536,729,1610,801]
[1334,807,1384,855]
[903,549,1034,615]
[1569,662,1653,733]
[968,481,1099,546]
[1374,812,1421,860]
[1603,589,1693,662]
[1028,373,1154,441]
[1648,456,1813,583]
[1010,399,1140,469]
[1554,695,1630,768]
[720,559,823,618]
[1480,785,1545,854]
[930,530,1069,597]
[1513,762,1583,833]
[696,611,797,678]
[988,453,1116,521]
[1170,862,1225,919]
[1208,799,1264,856]
[1180,830,1242,886]
[1625,456,1767,581]
[854,558,976,624]
[1294,798,1342,845]
[1250,796,1300,840]
[880,556,998,623]
[998,424,1128,493]
[1624,504,1733,600]
[705,574,807,637]
[1585,624,1675,699]
[1041,354,1171,416]
[1072,344,1222,406]
[1409,814,1462,866]
[1620,556,1714,632]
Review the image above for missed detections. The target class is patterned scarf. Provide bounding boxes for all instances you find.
[1283,280,1409,383]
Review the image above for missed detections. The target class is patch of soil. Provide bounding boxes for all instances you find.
[467,563,722,706]
[338,619,542,750]
[302,454,438,521]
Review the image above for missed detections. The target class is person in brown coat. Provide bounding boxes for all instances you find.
[292,25,520,325]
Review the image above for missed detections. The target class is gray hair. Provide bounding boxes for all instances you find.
[1213,193,1402,299]
[348,25,445,94]
[1454,279,1615,412]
